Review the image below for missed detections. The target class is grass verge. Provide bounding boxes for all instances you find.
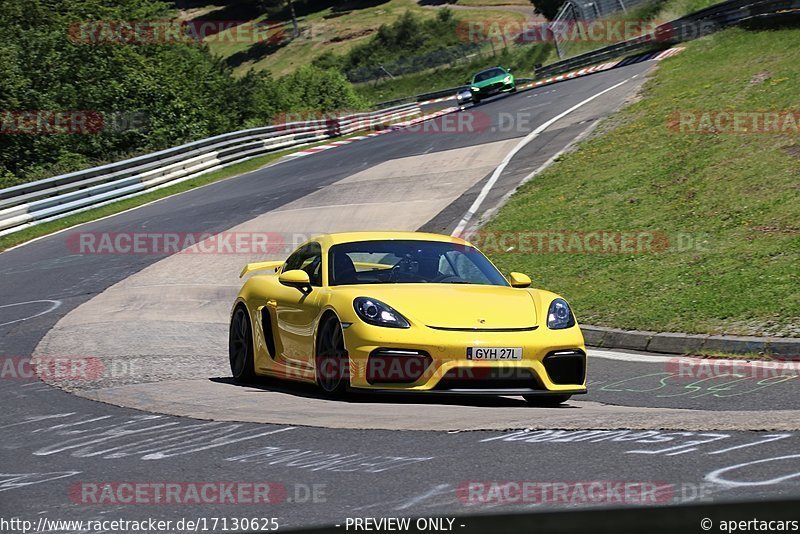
[187,0,526,77]
[482,27,800,337]
[542,0,724,65]
[357,42,551,104]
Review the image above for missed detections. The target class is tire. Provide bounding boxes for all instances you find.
[523,394,571,407]
[229,305,256,382]
[315,316,349,396]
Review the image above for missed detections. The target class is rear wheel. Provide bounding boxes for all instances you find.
[229,305,256,382]
[523,394,571,407]
[315,316,348,396]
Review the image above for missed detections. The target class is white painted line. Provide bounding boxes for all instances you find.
[451,75,634,237]
[588,348,675,363]
[0,300,62,327]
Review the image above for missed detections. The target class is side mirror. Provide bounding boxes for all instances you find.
[509,272,531,288]
[507,68,512,73]
[279,269,312,293]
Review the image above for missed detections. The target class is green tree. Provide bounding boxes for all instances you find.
[0,0,364,185]
[530,0,568,20]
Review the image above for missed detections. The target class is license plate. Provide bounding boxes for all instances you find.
[466,347,523,360]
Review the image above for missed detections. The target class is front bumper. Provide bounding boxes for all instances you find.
[343,322,586,393]
[472,82,515,99]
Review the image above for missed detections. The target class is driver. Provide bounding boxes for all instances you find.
[392,250,441,282]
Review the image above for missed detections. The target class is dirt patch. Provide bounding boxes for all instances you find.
[749,70,772,85]
[750,224,800,235]
[782,143,800,159]
[328,27,375,43]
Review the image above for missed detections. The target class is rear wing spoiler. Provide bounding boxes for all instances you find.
[239,260,283,278]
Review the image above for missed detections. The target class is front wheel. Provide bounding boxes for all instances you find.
[523,394,571,407]
[315,316,349,396]
[229,305,256,382]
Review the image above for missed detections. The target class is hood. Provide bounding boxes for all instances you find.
[341,284,537,330]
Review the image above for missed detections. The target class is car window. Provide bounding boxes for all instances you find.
[474,68,505,82]
[328,240,508,286]
[443,250,487,281]
[283,242,322,286]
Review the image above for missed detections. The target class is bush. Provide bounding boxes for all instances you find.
[341,9,463,75]
[275,66,366,113]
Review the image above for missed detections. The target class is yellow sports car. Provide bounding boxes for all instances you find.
[229,231,586,405]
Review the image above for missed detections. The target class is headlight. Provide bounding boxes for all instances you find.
[354,297,410,328]
[470,86,479,92]
[547,298,575,330]
[504,75,512,83]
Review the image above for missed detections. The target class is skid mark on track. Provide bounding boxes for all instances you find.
[0,471,81,493]
[1,412,294,460]
[226,446,432,473]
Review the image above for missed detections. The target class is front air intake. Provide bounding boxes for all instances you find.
[543,350,586,385]
[366,348,432,384]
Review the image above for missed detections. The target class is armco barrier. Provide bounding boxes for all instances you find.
[0,103,420,237]
[536,0,800,77]
[411,0,799,103]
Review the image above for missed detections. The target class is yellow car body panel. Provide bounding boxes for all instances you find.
[231,231,586,395]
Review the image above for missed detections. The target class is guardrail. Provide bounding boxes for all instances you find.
[5,0,796,238]
[536,0,800,77]
[0,103,421,237]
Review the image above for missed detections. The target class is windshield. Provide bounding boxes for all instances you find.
[328,240,509,286]
[473,68,506,82]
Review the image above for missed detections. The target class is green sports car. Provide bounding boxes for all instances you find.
[467,66,516,104]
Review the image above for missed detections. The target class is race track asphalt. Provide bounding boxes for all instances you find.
[1,60,798,530]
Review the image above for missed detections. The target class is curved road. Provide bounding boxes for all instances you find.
[1,61,798,530]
